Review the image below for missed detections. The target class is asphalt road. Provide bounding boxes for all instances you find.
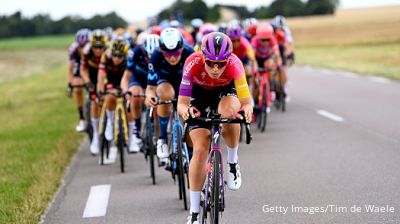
[42,66,400,224]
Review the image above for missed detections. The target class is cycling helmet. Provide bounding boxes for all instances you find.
[218,22,227,34]
[256,23,274,39]
[90,29,106,47]
[274,15,286,28]
[144,34,160,57]
[247,23,258,37]
[110,36,129,56]
[191,18,204,28]
[227,25,242,39]
[199,23,218,36]
[201,32,232,61]
[169,20,181,28]
[159,28,183,52]
[150,26,163,35]
[75,28,90,47]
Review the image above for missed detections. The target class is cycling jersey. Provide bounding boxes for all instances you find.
[81,43,103,84]
[68,42,82,77]
[126,45,150,88]
[179,51,250,99]
[251,36,279,59]
[99,49,126,87]
[232,36,255,63]
[147,45,194,96]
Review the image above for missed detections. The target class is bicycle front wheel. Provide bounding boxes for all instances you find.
[118,110,125,173]
[210,150,221,223]
[260,83,268,133]
[176,127,188,210]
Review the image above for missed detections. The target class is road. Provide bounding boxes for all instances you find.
[42,66,400,224]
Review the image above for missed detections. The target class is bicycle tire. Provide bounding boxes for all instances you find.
[210,150,221,224]
[118,109,125,173]
[147,110,156,185]
[177,127,188,210]
[99,114,108,165]
[261,83,268,133]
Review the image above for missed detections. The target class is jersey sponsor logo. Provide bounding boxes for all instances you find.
[184,57,200,76]
[181,79,191,86]
[148,73,158,81]
[201,72,206,79]
[148,63,154,71]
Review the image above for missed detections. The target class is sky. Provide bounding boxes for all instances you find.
[1,0,399,23]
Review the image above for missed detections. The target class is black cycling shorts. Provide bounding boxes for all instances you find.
[187,82,237,132]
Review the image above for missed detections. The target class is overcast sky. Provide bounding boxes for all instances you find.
[1,0,399,23]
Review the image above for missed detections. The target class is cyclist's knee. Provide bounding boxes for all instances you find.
[156,83,175,100]
[218,96,241,118]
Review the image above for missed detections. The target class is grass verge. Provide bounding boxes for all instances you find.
[296,42,400,80]
[0,35,73,50]
[0,65,83,224]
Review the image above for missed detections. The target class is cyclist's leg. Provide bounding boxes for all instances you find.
[188,128,211,217]
[73,75,85,131]
[104,93,117,141]
[89,73,100,154]
[155,81,174,159]
[128,84,145,152]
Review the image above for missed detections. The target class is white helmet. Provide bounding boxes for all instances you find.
[159,28,183,51]
[144,34,160,57]
[191,18,204,28]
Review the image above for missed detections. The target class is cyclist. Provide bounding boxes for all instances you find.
[193,23,217,51]
[68,28,90,132]
[97,36,129,143]
[251,23,281,111]
[177,32,253,224]
[145,28,194,163]
[227,25,258,103]
[273,15,294,101]
[121,34,160,153]
[190,18,203,46]
[81,29,107,154]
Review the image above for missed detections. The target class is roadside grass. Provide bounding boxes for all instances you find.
[0,35,73,50]
[0,49,66,82]
[296,42,400,80]
[287,6,400,79]
[0,65,83,223]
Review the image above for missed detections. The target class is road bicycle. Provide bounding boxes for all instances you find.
[188,111,252,223]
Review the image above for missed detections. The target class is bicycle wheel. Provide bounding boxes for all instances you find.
[210,150,221,224]
[99,114,108,165]
[118,109,125,173]
[279,77,286,112]
[84,99,93,143]
[260,83,268,133]
[176,127,188,210]
[147,110,156,184]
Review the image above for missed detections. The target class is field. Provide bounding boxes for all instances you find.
[287,6,400,79]
[0,36,82,223]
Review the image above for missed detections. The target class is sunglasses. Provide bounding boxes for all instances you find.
[260,38,270,43]
[162,49,182,58]
[204,59,228,69]
[93,46,104,49]
[112,54,125,58]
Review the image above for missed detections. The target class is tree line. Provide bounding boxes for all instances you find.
[157,0,340,22]
[0,11,127,39]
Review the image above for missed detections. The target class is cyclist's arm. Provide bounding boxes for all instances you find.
[80,64,90,84]
[121,70,132,92]
[177,96,191,120]
[97,68,106,94]
[245,44,258,73]
[68,63,74,83]
[235,74,252,122]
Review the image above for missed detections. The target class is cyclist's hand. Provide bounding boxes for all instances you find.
[124,91,132,101]
[178,105,190,120]
[145,95,157,107]
[85,82,95,92]
[66,82,73,97]
[240,104,253,123]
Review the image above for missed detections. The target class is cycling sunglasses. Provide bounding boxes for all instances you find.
[112,54,125,58]
[162,49,182,58]
[93,45,104,49]
[204,59,228,68]
[260,38,271,43]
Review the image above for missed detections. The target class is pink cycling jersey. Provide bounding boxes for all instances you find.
[179,51,248,98]
[251,35,279,59]
[233,36,255,61]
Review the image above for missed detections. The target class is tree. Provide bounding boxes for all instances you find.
[306,0,339,15]
[269,0,305,17]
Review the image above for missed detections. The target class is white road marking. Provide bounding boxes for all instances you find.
[368,76,391,84]
[103,146,117,164]
[317,110,344,122]
[82,185,111,218]
[340,72,359,79]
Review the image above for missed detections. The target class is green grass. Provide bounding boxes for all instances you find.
[0,65,83,223]
[0,34,73,50]
[296,42,400,80]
